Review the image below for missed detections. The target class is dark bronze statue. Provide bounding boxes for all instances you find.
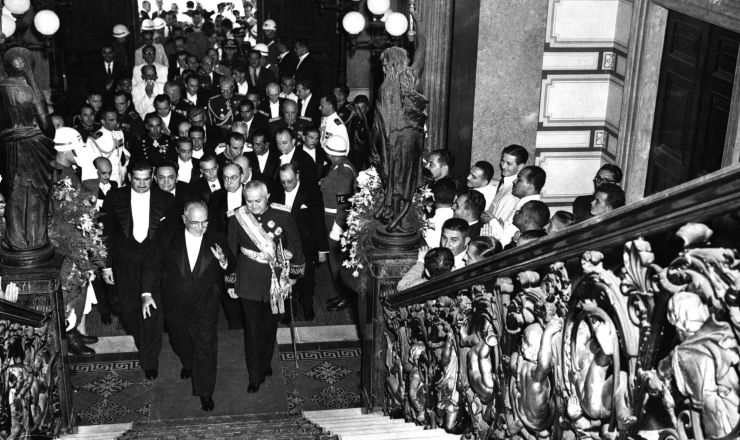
[372,29,428,234]
[0,48,56,254]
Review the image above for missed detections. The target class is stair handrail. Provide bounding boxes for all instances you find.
[0,297,50,327]
[387,163,740,308]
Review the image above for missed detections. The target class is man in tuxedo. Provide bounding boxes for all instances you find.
[90,157,117,324]
[207,163,246,329]
[276,41,298,79]
[293,40,318,90]
[101,161,178,379]
[188,125,212,159]
[184,76,211,108]
[273,164,327,321]
[146,94,187,137]
[296,79,321,127]
[246,129,279,191]
[235,99,269,141]
[274,128,319,189]
[257,82,284,120]
[199,55,222,95]
[216,132,247,172]
[190,155,222,203]
[143,199,234,411]
[227,181,304,393]
[175,138,200,183]
[155,161,192,213]
[300,126,328,179]
[246,50,277,98]
[90,43,125,95]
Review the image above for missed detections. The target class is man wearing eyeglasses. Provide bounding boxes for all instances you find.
[143,199,234,412]
[572,164,624,223]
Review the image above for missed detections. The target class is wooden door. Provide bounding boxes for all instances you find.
[645,11,739,196]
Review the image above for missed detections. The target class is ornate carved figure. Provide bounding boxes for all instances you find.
[407,343,427,424]
[372,44,428,233]
[0,48,56,252]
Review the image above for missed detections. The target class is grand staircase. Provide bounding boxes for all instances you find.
[303,409,461,440]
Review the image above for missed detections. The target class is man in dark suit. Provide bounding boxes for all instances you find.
[191,155,222,203]
[246,129,280,190]
[235,100,270,142]
[184,75,212,108]
[268,100,310,141]
[300,126,329,179]
[257,82,284,120]
[246,50,277,98]
[293,40,319,89]
[101,161,178,379]
[143,199,234,411]
[276,40,298,79]
[89,157,118,325]
[175,138,201,184]
[146,94,187,138]
[207,163,246,329]
[272,163,327,321]
[295,79,322,127]
[198,55,222,95]
[90,43,126,96]
[155,161,192,214]
[227,181,304,393]
[273,128,319,189]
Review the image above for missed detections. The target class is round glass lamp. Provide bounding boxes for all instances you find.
[34,10,60,36]
[385,12,408,37]
[342,11,366,35]
[367,0,390,16]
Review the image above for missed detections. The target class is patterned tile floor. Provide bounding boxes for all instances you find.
[279,348,362,415]
[71,346,361,425]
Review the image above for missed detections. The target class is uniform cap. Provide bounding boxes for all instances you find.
[224,39,237,49]
[152,17,166,30]
[141,19,155,32]
[54,127,85,152]
[323,135,348,157]
[113,24,130,38]
[262,19,276,31]
[253,43,269,56]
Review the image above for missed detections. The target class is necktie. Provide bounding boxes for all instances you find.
[106,63,112,76]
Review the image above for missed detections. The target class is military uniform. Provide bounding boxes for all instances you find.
[79,127,129,186]
[320,157,356,235]
[227,204,304,386]
[130,134,174,166]
[337,102,355,125]
[118,108,145,145]
[171,98,194,119]
[73,121,102,142]
[207,93,246,130]
[269,117,310,141]
[319,112,350,153]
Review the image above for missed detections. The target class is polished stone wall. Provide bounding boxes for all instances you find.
[470,1,549,172]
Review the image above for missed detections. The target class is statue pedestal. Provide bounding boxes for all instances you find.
[0,243,56,267]
[0,254,75,436]
[360,244,417,413]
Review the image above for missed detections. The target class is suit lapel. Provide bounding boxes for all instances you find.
[194,234,211,279]
[117,189,132,239]
[148,191,165,240]
[177,233,189,277]
[291,187,306,217]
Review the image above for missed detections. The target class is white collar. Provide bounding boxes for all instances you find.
[298,52,309,62]
[285,182,300,195]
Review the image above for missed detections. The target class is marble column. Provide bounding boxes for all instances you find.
[418,0,453,151]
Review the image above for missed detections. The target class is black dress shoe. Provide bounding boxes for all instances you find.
[247,382,260,393]
[200,396,214,411]
[144,369,158,380]
[327,298,350,312]
[180,368,191,380]
[67,332,95,356]
[326,296,343,306]
[70,328,99,344]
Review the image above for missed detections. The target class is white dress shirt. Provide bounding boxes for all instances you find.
[499,193,542,246]
[269,100,281,118]
[178,158,194,182]
[423,206,453,248]
[303,147,317,162]
[236,81,249,95]
[186,92,199,105]
[280,92,298,102]
[184,229,203,271]
[296,52,309,71]
[300,94,312,117]
[481,175,520,238]
[284,182,300,209]
[207,179,221,192]
[257,152,269,172]
[474,183,498,212]
[192,149,204,159]
[130,190,151,243]
[227,187,243,211]
[280,148,296,165]
[454,250,466,270]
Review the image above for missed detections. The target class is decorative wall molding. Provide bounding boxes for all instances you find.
[539,74,624,133]
[546,0,634,52]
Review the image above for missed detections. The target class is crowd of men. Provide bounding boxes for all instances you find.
[32,0,629,415]
[398,147,626,289]
[43,1,370,413]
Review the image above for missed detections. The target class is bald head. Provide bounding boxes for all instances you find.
[266,82,280,102]
[231,121,248,137]
[233,156,251,183]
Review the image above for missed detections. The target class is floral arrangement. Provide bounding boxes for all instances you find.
[48,178,108,308]
[341,167,431,279]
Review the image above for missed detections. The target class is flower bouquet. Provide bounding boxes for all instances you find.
[48,178,108,309]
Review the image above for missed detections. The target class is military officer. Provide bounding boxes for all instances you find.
[114,91,146,144]
[73,105,102,142]
[333,84,355,124]
[79,108,130,190]
[319,136,355,312]
[318,94,349,153]
[268,99,309,141]
[130,114,174,165]
[207,76,246,142]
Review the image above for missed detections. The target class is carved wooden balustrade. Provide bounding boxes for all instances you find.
[376,165,740,439]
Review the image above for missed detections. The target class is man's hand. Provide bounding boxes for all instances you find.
[480,212,493,224]
[2,282,19,303]
[102,269,115,285]
[227,288,238,299]
[145,80,155,97]
[318,253,327,263]
[142,295,157,319]
[417,245,430,262]
[211,243,227,264]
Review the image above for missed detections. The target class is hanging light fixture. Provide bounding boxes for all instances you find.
[366,0,390,16]
[34,9,59,36]
[342,10,366,35]
[384,12,408,37]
